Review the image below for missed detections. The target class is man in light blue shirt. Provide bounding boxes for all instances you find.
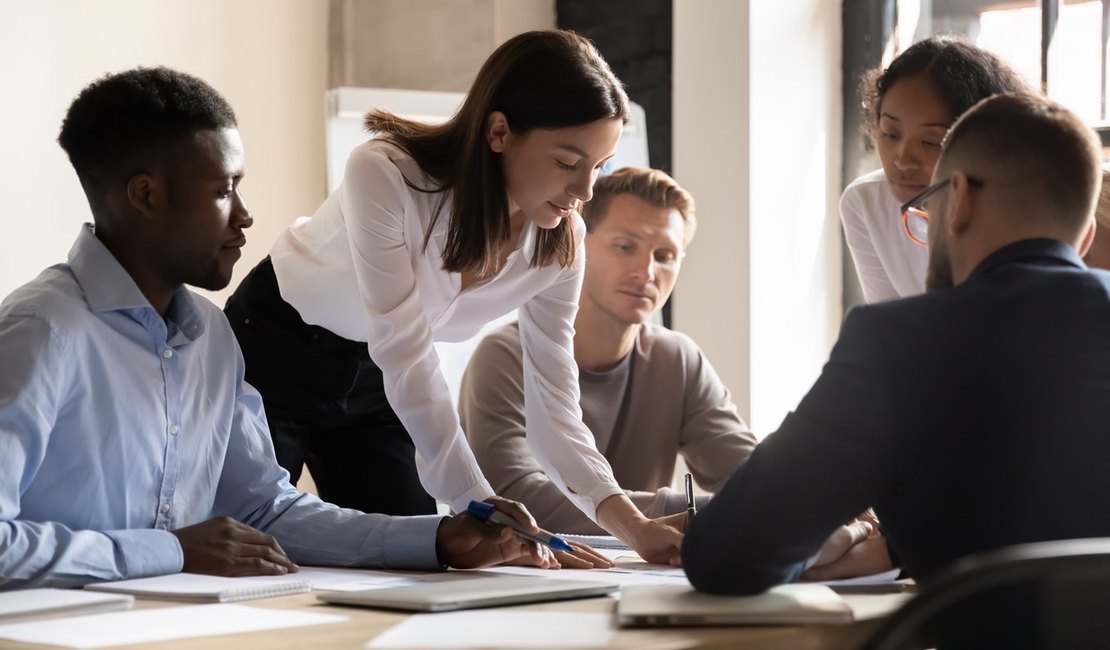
[0,67,556,589]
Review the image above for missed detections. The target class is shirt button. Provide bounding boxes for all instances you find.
[161,503,171,513]
[162,349,173,359]
[169,425,180,435]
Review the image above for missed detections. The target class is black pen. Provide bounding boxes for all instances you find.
[685,472,696,520]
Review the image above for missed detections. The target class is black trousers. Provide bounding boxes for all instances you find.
[224,257,436,516]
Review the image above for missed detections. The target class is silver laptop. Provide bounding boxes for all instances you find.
[317,575,619,613]
[617,583,855,627]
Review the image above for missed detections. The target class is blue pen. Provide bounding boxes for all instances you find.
[467,500,573,553]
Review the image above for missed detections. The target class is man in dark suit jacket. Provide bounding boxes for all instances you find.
[683,93,1110,644]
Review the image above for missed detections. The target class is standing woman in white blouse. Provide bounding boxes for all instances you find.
[841,36,1029,303]
[225,30,685,564]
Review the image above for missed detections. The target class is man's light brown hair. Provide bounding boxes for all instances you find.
[581,167,697,245]
[1097,166,1110,231]
[940,93,1101,231]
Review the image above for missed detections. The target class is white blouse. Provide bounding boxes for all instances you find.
[269,139,623,517]
[840,168,930,302]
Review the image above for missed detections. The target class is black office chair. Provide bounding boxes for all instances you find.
[857,538,1110,650]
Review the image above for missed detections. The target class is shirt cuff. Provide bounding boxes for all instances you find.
[105,529,184,578]
[381,515,446,570]
[582,482,626,521]
[448,482,496,516]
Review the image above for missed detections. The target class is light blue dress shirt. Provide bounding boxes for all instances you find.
[0,225,443,589]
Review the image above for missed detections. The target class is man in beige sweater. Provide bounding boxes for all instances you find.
[459,167,757,534]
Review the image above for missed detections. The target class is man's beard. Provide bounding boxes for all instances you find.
[925,245,954,291]
[185,257,232,292]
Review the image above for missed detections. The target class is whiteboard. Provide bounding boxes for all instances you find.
[324,87,650,406]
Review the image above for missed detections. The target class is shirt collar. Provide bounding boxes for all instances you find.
[967,237,1085,281]
[68,224,205,342]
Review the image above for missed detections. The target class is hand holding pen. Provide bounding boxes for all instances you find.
[466,499,614,569]
[468,500,572,552]
[685,472,697,523]
[435,496,555,569]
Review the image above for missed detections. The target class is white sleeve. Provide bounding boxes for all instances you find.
[517,232,623,521]
[339,147,494,513]
[840,185,899,304]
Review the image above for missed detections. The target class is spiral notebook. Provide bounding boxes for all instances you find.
[85,573,312,603]
[557,534,630,550]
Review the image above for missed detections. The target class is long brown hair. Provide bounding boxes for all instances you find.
[364,29,630,276]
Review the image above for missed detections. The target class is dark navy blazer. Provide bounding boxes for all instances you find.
[684,238,1110,596]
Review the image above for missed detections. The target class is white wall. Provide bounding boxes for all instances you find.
[1,0,843,441]
[329,0,555,90]
[0,0,330,305]
[674,0,843,436]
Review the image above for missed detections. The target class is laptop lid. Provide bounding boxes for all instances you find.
[617,583,854,627]
[318,576,618,613]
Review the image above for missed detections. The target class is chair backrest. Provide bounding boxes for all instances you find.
[858,538,1110,650]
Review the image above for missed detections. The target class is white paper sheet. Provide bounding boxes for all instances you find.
[557,534,629,550]
[814,568,902,586]
[487,563,899,590]
[0,589,133,624]
[484,564,687,587]
[295,567,426,592]
[366,611,615,648]
[0,603,346,648]
[298,567,506,592]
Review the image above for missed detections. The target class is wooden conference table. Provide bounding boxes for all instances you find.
[0,587,892,650]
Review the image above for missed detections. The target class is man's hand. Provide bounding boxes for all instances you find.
[553,541,614,569]
[481,496,541,535]
[436,514,558,569]
[805,519,874,574]
[802,536,893,581]
[171,517,298,576]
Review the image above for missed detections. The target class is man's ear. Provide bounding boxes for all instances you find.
[486,111,510,153]
[1077,216,1097,258]
[946,171,977,237]
[126,173,161,218]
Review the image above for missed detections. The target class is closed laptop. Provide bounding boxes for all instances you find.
[318,575,618,613]
[618,583,855,627]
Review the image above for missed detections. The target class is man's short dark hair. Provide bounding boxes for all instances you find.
[942,93,1101,230]
[58,67,236,200]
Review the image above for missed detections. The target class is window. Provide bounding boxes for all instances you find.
[900,0,1110,131]
[840,0,1110,309]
